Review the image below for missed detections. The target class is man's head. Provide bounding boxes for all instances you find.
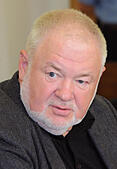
[19,9,107,135]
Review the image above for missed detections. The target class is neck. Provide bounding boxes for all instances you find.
[63,126,72,137]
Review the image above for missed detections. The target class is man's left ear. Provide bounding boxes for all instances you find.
[102,66,106,73]
[101,66,106,76]
[19,50,28,83]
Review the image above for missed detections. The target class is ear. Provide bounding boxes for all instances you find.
[19,50,28,83]
[100,66,106,77]
[102,66,106,73]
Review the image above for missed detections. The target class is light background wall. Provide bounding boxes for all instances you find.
[0,0,69,82]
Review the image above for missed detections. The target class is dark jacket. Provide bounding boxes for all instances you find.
[0,72,117,169]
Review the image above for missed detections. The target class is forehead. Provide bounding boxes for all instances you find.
[34,26,101,64]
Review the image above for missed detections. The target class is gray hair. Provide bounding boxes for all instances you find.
[25,8,107,65]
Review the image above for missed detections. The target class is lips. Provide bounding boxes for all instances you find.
[51,105,72,116]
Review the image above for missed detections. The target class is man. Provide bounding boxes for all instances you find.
[0,9,117,169]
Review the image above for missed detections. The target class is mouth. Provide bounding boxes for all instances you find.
[51,105,72,117]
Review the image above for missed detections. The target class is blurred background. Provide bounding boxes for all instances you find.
[0,0,117,107]
[0,0,69,82]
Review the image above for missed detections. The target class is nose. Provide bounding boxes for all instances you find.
[55,79,74,101]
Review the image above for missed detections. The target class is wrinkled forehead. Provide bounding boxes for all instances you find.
[36,25,101,62]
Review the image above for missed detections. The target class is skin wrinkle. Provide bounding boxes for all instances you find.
[35,29,102,64]
[43,61,95,82]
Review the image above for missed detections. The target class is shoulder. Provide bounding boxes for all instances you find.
[89,95,117,124]
[89,96,117,169]
[0,87,43,168]
[0,84,34,146]
[90,95,117,112]
[0,74,44,145]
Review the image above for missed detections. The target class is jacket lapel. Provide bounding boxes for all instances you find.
[88,100,117,169]
[38,128,66,169]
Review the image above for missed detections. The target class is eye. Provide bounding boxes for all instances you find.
[45,71,58,82]
[78,80,84,84]
[76,79,89,90]
[49,72,56,78]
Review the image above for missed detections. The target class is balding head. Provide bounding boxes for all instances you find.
[25,9,107,65]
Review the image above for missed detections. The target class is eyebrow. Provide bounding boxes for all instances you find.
[44,62,94,80]
[44,62,62,72]
[75,72,94,80]
[77,74,96,83]
[76,73,92,78]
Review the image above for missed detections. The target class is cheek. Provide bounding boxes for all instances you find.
[28,75,57,111]
[75,88,96,119]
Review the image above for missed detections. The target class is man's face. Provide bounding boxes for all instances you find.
[19,29,104,135]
